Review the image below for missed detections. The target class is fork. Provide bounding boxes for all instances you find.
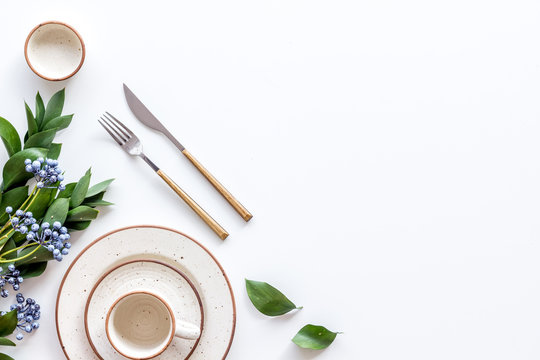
[98,112,229,240]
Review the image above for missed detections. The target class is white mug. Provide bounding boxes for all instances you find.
[105,291,201,359]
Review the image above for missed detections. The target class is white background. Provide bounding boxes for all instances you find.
[1,0,540,359]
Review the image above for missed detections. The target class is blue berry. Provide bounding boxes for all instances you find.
[16,333,23,340]
[5,207,12,214]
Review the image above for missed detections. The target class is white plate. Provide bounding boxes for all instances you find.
[56,226,236,360]
[85,260,204,359]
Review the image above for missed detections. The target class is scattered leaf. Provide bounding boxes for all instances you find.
[292,325,339,350]
[0,353,15,360]
[245,279,301,316]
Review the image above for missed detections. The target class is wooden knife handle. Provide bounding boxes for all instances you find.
[182,149,253,222]
[157,169,229,240]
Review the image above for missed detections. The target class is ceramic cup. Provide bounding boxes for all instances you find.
[24,21,85,81]
[105,291,201,359]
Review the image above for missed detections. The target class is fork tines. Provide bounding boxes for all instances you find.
[98,112,134,145]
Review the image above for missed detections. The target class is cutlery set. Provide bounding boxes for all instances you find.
[99,84,252,239]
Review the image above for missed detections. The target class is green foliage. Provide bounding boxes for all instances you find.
[0,89,114,342]
[0,118,21,158]
[70,168,91,208]
[0,310,17,337]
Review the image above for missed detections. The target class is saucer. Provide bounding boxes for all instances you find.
[56,226,236,360]
[85,260,203,359]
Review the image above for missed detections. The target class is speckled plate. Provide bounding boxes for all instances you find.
[56,226,236,360]
[85,260,204,359]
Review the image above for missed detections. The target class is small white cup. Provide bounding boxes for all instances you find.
[106,291,201,359]
[24,21,85,81]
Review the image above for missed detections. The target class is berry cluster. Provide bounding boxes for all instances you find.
[0,265,23,298]
[11,294,40,340]
[24,157,65,190]
[6,209,71,262]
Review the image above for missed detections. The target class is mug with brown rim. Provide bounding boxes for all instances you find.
[24,21,85,81]
[106,291,201,359]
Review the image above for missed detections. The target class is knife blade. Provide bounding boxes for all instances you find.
[123,84,185,152]
[123,83,253,222]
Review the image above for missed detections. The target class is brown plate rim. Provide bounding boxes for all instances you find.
[55,225,237,360]
[85,259,205,360]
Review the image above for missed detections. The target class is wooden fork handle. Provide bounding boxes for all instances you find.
[182,149,253,222]
[157,169,229,240]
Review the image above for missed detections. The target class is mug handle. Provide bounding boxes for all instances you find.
[174,320,201,340]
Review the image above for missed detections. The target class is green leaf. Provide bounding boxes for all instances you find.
[18,262,47,279]
[42,114,73,131]
[0,353,15,360]
[70,168,91,208]
[0,310,17,337]
[83,190,113,207]
[47,143,62,160]
[35,92,45,127]
[25,102,38,137]
[0,117,21,158]
[24,129,56,149]
[25,188,55,220]
[84,199,113,207]
[42,88,65,127]
[86,179,114,198]
[67,206,99,221]
[65,220,91,231]
[0,186,29,224]
[0,337,15,347]
[57,182,76,198]
[292,325,339,350]
[15,245,52,265]
[2,148,48,190]
[43,198,70,224]
[245,279,301,316]
[0,239,16,260]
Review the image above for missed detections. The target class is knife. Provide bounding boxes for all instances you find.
[123,84,253,222]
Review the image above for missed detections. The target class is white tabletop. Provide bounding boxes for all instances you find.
[1,0,540,359]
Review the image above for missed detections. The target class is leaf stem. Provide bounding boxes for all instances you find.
[0,244,40,264]
[0,242,36,258]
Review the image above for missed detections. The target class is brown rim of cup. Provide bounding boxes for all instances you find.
[83,259,205,360]
[105,291,178,360]
[24,21,86,81]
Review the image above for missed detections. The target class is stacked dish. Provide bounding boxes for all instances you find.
[56,226,236,359]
